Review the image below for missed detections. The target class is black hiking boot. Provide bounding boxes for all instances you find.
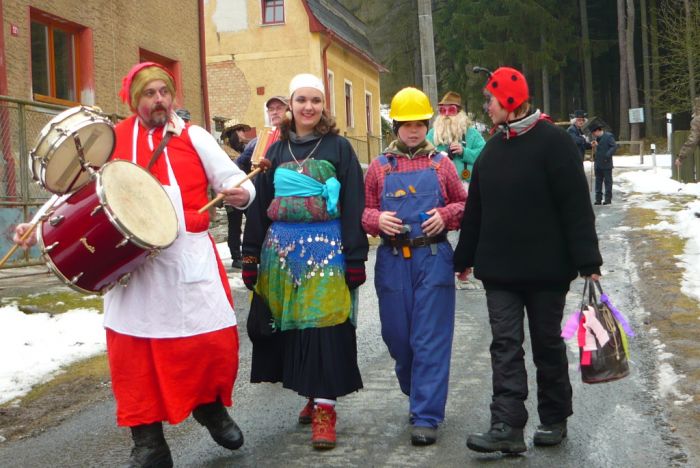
[126,422,173,468]
[192,400,244,450]
[466,422,526,454]
[533,420,568,446]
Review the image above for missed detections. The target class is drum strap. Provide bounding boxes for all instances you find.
[147,132,173,170]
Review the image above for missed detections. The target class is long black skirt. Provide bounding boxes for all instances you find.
[250,314,363,399]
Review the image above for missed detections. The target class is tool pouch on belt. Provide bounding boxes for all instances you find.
[561,278,634,384]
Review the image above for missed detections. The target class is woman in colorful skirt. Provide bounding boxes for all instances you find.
[241,73,368,450]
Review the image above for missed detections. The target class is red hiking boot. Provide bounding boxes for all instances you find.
[298,398,314,425]
[311,403,336,450]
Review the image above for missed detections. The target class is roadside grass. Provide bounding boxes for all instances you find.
[1,290,103,315]
[625,202,700,446]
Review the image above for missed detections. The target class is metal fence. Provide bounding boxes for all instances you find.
[344,134,384,167]
[0,97,69,267]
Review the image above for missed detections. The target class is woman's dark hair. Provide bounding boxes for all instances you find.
[279,108,339,140]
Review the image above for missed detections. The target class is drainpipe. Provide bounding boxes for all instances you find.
[198,0,211,131]
[0,0,16,198]
[321,31,334,110]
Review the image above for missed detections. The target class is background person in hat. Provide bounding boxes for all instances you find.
[175,107,191,123]
[226,96,288,269]
[675,96,700,169]
[567,109,596,162]
[15,62,255,467]
[454,67,602,454]
[590,122,617,205]
[242,73,368,450]
[220,119,253,268]
[427,91,485,187]
[363,86,466,446]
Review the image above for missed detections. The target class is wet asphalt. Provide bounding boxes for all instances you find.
[0,167,694,467]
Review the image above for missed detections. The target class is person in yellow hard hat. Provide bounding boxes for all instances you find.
[362,87,466,446]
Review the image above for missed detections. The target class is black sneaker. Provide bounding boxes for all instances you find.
[603,201,611,205]
[533,421,567,446]
[594,201,602,205]
[231,258,243,269]
[466,422,526,454]
[411,426,437,446]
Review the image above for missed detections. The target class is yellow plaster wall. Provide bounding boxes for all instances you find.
[326,42,381,137]
[204,0,381,137]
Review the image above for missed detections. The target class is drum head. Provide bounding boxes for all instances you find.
[98,161,178,249]
[31,107,115,194]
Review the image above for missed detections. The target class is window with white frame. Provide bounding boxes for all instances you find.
[344,80,353,128]
[327,70,335,116]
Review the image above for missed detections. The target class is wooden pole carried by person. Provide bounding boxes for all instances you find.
[197,159,272,214]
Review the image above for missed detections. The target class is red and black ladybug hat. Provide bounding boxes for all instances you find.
[474,66,529,113]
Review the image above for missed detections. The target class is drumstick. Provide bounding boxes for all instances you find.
[197,159,272,214]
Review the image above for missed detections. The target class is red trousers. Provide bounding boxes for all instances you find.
[106,326,239,427]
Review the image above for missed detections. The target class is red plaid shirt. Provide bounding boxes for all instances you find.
[362,152,467,236]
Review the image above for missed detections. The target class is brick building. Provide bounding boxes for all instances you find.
[0,0,208,264]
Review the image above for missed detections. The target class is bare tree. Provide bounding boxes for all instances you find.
[580,0,594,115]
[640,0,655,137]
[618,0,630,140]
[626,0,641,141]
[657,0,700,112]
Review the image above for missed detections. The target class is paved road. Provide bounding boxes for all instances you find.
[0,175,693,467]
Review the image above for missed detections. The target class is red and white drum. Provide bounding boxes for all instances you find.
[37,160,179,294]
[30,106,115,194]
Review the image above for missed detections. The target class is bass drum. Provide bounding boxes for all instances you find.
[30,106,115,194]
[37,160,179,294]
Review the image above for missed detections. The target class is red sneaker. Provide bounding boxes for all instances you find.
[311,403,336,450]
[298,398,314,425]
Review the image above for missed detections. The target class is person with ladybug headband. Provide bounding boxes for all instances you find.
[362,87,466,446]
[426,91,485,186]
[454,67,603,453]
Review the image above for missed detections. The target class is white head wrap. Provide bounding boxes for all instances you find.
[289,73,325,97]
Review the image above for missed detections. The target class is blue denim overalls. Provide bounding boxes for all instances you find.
[374,152,456,429]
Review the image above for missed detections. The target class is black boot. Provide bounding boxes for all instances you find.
[126,422,173,468]
[466,422,526,454]
[192,400,244,450]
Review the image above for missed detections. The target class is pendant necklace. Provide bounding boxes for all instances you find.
[288,136,323,173]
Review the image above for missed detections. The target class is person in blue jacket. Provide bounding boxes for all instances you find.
[427,91,485,188]
[591,122,617,205]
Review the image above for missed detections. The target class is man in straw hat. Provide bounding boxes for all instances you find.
[15,62,256,467]
[427,91,485,186]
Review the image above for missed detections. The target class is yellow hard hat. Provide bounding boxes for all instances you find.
[389,87,434,121]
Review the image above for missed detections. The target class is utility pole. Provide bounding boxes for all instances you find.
[417,0,438,111]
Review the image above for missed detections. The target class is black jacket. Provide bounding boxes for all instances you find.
[593,132,617,170]
[454,118,602,291]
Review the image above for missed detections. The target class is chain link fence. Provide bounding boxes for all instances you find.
[0,97,69,267]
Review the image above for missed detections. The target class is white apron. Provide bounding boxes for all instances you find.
[103,121,236,338]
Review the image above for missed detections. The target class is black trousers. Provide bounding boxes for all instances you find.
[484,288,573,428]
[226,206,244,260]
[594,168,613,203]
